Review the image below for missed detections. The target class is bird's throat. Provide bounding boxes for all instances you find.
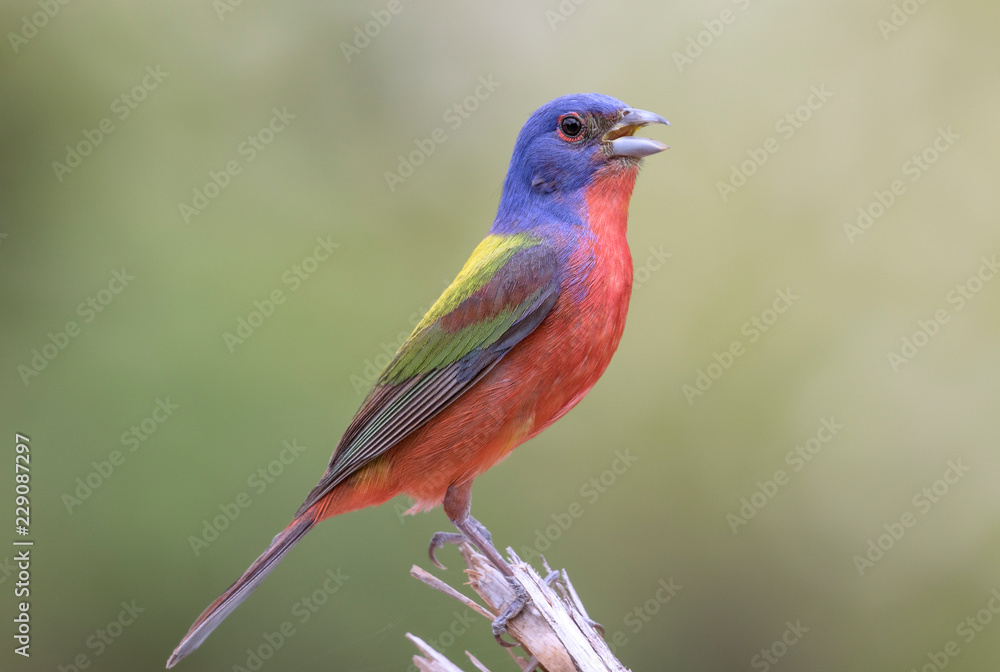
[584,161,640,239]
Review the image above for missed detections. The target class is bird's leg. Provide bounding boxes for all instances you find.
[453,514,528,647]
[441,481,528,647]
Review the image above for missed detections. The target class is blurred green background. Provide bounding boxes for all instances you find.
[3,0,1000,670]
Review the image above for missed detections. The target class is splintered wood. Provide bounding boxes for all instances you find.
[408,543,630,672]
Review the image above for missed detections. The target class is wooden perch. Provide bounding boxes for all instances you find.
[408,543,630,672]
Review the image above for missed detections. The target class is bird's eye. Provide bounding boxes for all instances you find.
[557,113,584,141]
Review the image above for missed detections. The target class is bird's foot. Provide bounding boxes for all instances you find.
[429,517,495,569]
[427,532,466,570]
[492,575,529,647]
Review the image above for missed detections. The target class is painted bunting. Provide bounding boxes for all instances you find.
[167,93,668,667]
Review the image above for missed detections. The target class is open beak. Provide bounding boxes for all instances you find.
[605,108,670,158]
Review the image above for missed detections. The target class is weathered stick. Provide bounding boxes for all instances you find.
[408,542,630,672]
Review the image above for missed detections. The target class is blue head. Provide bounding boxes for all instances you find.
[493,93,668,232]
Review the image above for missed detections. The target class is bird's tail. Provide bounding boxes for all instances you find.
[166,513,316,668]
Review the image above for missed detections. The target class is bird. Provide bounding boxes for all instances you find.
[167,92,668,668]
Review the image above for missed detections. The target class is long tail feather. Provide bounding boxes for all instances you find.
[166,514,315,668]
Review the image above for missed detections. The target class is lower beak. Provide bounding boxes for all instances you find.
[606,108,670,158]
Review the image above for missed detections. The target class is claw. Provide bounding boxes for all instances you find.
[494,628,521,648]
[492,606,524,648]
[491,575,528,647]
[428,531,465,570]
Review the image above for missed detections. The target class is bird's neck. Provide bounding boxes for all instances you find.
[491,162,640,237]
[492,185,584,234]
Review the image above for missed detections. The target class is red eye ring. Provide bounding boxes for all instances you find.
[556,113,585,142]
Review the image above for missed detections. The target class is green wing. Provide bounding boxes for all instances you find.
[296,232,560,514]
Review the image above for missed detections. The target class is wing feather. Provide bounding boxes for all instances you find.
[295,235,560,516]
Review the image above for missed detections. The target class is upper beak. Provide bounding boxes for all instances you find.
[605,108,670,158]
